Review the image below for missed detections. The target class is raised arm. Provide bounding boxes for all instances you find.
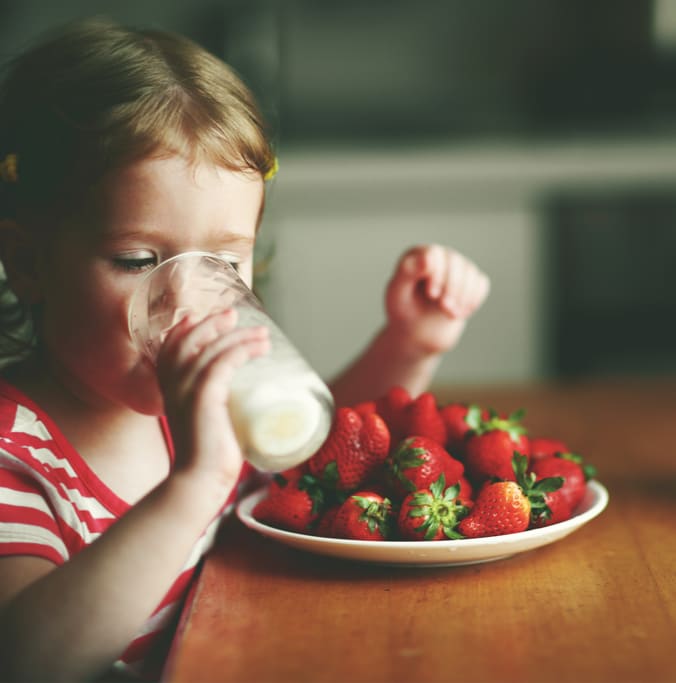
[329,245,490,406]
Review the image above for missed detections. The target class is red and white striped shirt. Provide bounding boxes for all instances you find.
[0,378,251,679]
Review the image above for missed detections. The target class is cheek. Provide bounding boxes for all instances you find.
[39,271,132,353]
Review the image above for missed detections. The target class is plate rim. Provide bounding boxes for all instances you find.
[235,479,609,563]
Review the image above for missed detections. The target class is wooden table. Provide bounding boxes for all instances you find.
[163,378,676,683]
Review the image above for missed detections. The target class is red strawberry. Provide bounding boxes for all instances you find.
[384,436,464,501]
[308,407,391,491]
[457,480,531,538]
[332,491,393,540]
[401,392,447,445]
[314,504,341,538]
[397,474,469,541]
[439,402,485,455]
[252,473,324,534]
[463,408,531,484]
[458,453,562,537]
[269,464,309,491]
[257,467,308,507]
[456,475,474,508]
[530,452,595,511]
[352,400,376,418]
[532,491,573,527]
[529,437,570,462]
[375,385,411,442]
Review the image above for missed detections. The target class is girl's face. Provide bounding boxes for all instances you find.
[36,155,264,414]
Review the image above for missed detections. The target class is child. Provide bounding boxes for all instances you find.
[0,18,489,682]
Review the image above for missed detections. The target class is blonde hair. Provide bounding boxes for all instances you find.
[0,17,276,220]
[0,17,276,360]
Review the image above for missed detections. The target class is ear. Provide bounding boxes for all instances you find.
[0,219,43,304]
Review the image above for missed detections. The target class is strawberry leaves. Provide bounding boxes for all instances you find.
[468,407,528,443]
[511,452,563,524]
[399,474,469,541]
[333,492,394,540]
[387,440,429,492]
[351,495,393,537]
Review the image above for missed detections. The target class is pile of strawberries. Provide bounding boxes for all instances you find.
[252,386,596,542]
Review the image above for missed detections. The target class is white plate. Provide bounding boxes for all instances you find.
[236,480,609,567]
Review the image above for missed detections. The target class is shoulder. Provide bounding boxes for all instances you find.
[0,379,105,563]
[0,377,61,474]
[0,376,53,440]
[0,382,73,564]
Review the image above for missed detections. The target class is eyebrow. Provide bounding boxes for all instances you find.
[107,228,256,247]
[205,232,256,248]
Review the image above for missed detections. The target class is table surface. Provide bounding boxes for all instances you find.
[163,377,676,683]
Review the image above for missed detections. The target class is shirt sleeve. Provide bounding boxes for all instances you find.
[0,466,67,565]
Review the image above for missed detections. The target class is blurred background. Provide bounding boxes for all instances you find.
[1,0,675,386]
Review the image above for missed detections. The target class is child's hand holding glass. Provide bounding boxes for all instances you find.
[155,309,269,489]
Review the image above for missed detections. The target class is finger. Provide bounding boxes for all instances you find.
[440,251,465,315]
[430,250,465,317]
[393,246,426,284]
[190,330,271,405]
[386,246,427,311]
[422,245,448,300]
[167,310,239,369]
[396,244,448,299]
[197,324,269,373]
[452,256,485,317]
[465,269,490,309]
[158,316,267,401]
[158,309,239,379]
[456,264,491,317]
[177,325,270,395]
[158,313,194,360]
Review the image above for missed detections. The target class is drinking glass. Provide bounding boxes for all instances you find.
[128,251,334,472]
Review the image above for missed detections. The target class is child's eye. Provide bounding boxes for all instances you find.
[112,255,157,272]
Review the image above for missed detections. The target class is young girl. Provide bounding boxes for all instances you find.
[0,18,489,682]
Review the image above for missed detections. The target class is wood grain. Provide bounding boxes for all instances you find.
[164,378,676,683]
